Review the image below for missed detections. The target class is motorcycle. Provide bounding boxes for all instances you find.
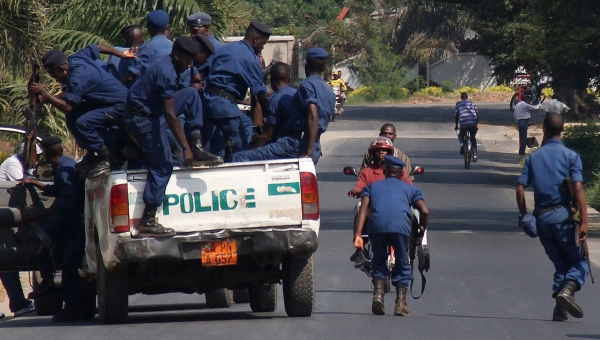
[343,165,426,293]
[330,86,343,122]
[510,83,546,111]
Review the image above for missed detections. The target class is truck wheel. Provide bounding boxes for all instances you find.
[233,288,250,303]
[205,288,233,308]
[32,271,62,316]
[96,246,128,324]
[249,284,277,312]
[283,254,314,317]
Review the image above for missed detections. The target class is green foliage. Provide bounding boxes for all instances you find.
[585,173,600,211]
[563,122,600,174]
[452,86,479,95]
[487,85,514,93]
[414,86,443,96]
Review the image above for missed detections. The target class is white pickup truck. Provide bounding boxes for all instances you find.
[83,158,320,323]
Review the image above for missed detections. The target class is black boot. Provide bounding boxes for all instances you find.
[74,152,97,173]
[188,130,223,166]
[556,280,583,318]
[87,145,111,178]
[372,279,386,315]
[552,300,568,321]
[137,207,175,238]
[394,285,410,316]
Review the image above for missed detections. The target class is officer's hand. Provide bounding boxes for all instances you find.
[122,48,138,59]
[454,126,459,131]
[182,148,194,166]
[354,236,364,251]
[28,83,46,96]
[192,82,204,91]
[22,177,35,186]
[347,189,359,198]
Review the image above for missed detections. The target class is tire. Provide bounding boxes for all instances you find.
[510,93,518,111]
[464,138,469,169]
[249,284,277,312]
[32,271,63,316]
[232,288,250,303]
[283,253,314,317]
[205,288,233,308]
[96,245,128,324]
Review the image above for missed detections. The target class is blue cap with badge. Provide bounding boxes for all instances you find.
[187,12,212,27]
[146,10,169,31]
[519,213,538,238]
[306,47,328,59]
[384,155,406,168]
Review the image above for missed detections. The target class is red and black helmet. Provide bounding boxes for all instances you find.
[369,137,394,153]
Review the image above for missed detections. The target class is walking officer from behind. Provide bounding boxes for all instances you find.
[354,155,429,316]
[516,113,590,321]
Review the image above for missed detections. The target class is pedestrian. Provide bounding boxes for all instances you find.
[354,155,429,316]
[122,10,173,86]
[106,24,144,81]
[516,113,589,321]
[454,92,479,161]
[202,20,272,158]
[513,96,541,155]
[232,47,336,164]
[187,12,223,52]
[31,44,134,178]
[545,98,571,116]
[22,136,90,322]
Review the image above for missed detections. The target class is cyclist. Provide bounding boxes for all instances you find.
[454,92,478,162]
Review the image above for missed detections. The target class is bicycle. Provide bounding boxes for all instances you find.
[464,130,472,169]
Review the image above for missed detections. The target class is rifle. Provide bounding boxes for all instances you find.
[409,215,427,298]
[23,60,41,176]
[565,177,594,283]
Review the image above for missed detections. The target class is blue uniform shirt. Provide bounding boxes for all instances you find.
[106,46,131,81]
[128,35,173,79]
[125,55,178,134]
[266,85,296,138]
[42,156,84,217]
[63,44,128,109]
[518,138,583,222]
[208,35,223,52]
[362,177,424,237]
[283,75,336,135]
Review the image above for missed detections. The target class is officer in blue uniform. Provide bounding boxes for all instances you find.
[122,10,173,87]
[125,36,223,236]
[516,113,590,321]
[203,20,272,158]
[354,155,429,316]
[106,24,144,81]
[31,44,134,178]
[233,47,335,164]
[23,136,90,322]
[187,12,223,52]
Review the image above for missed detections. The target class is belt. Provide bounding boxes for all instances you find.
[205,86,237,102]
[533,203,568,217]
[288,130,321,143]
[127,105,152,117]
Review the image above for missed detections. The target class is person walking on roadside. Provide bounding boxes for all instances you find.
[513,95,541,155]
[516,113,589,322]
[545,98,570,116]
[454,92,479,161]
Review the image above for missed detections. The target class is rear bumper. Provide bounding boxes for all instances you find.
[113,227,318,263]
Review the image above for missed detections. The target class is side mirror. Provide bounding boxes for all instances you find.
[343,166,358,177]
[410,166,424,176]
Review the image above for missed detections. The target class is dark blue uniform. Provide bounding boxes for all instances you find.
[38,156,86,312]
[518,138,589,296]
[233,74,335,164]
[105,46,130,81]
[127,35,172,86]
[266,85,296,140]
[203,40,267,154]
[362,177,424,288]
[63,44,128,156]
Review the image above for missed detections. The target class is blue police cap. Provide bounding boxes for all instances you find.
[193,34,215,55]
[249,20,272,39]
[40,136,62,150]
[146,10,169,31]
[384,155,406,168]
[519,213,538,238]
[306,47,328,59]
[42,49,67,71]
[173,36,200,58]
[187,12,212,27]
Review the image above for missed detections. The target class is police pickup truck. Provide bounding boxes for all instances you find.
[84,157,319,323]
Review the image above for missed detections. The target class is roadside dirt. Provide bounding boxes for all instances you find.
[404,92,514,104]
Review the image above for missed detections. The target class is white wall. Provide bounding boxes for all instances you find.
[428,53,496,91]
[223,35,295,66]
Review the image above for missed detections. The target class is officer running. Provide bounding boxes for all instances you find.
[354,155,429,316]
[516,113,590,321]
[454,92,479,161]
[233,47,336,164]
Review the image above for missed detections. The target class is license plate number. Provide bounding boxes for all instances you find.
[201,239,238,266]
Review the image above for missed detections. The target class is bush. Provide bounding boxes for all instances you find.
[413,86,443,96]
[542,87,554,98]
[452,86,479,95]
[586,173,600,211]
[562,121,600,175]
[486,85,514,93]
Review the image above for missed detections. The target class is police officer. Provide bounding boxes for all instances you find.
[122,10,173,86]
[203,20,272,158]
[233,47,336,164]
[30,44,134,178]
[354,155,429,316]
[106,24,144,81]
[187,12,223,52]
[125,36,222,236]
[516,113,590,321]
[23,136,90,322]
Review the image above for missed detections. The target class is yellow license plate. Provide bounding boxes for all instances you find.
[201,239,238,266]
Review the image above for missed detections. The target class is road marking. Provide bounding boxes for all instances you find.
[449,230,474,234]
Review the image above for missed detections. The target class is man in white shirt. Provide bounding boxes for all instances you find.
[0,142,42,319]
[513,98,541,155]
[545,98,570,116]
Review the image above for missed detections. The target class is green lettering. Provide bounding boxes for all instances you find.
[194,192,211,212]
[212,191,220,211]
[163,194,179,216]
[180,193,194,214]
[220,189,238,210]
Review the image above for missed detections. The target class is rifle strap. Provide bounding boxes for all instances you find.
[409,245,427,299]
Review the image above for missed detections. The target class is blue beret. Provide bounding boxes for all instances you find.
[306,47,328,59]
[384,155,406,168]
[187,12,212,27]
[146,10,169,31]
[249,20,272,39]
[42,49,67,70]
[519,213,538,238]
[173,36,200,58]
[193,34,215,55]
[40,136,62,150]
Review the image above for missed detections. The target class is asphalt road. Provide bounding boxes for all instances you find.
[3,103,600,340]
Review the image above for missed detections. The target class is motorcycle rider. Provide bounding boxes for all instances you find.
[361,123,413,180]
[327,70,347,113]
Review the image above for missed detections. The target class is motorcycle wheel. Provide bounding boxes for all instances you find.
[509,94,518,111]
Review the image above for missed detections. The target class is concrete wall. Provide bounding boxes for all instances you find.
[223,35,295,66]
[428,53,496,91]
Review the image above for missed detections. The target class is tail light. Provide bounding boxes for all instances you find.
[300,172,319,220]
[110,183,130,233]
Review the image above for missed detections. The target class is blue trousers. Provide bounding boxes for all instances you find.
[0,272,30,312]
[165,88,205,165]
[370,232,412,288]
[517,119,529,155]
[203,115,253,160]
[232,136,321,165]
[131,124,173,209]
[67,105,124,152]
[537,221,589,296]
[458,125,477,156]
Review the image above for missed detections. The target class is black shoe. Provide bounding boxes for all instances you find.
[27,280,56,299]
[556,281,583,318]
[459,145,465,155]
[553,300,568,321]
[52,309,82,323]
[188,130,224,166]
[87,157,111,178]
[350,249,360,262]
[74,152,97,173]
[137,217,175,238]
